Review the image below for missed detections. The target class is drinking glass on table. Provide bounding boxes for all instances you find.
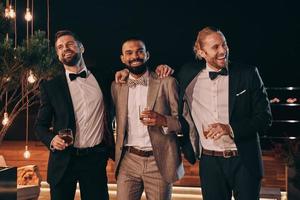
[58,128,73,145]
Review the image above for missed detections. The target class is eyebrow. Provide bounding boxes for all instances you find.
[124,48,145,53]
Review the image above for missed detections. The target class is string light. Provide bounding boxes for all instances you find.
[9,5,16,18]
[2,112,9,126]
[4,4,15,19]
[23,145,31,159]
[5,7,9,18]
[2,91,9,126]
[24,82,31,159]
[24,8,32,21]
[27,70,37,83]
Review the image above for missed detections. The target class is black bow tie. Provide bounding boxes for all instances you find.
[69,71,87,81]
[209,68,228,80]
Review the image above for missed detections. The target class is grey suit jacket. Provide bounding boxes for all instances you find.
[111,71,184,183]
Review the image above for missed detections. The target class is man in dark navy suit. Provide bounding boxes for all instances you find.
[35,30,114,200]
[178,26,272,200]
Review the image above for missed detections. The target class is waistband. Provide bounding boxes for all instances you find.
[202,148,238,158]
[72,142,106,156]
[125,146,153,157]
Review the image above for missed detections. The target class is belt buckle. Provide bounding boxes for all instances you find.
[223,150,233,158]
[75,148,88,156]
[75,148,82,156]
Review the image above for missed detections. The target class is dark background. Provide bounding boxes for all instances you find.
[4,0,300,140]
[14,0,300,86]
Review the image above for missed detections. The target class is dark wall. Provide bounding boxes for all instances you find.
[14,0,300,86]
[5,0,300,140]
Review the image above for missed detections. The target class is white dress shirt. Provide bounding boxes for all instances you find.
[65,67,105,148]
[190,65,237,151]
[125,71,153,150]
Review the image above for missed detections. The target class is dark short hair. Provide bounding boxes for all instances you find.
[54,30,79,44]
[121,36,147,54]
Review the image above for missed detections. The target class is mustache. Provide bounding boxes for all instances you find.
[62,50,75,56]
[129,58,144,65]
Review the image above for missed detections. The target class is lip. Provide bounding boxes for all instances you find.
[217,54,227,60]
[130,61,143,66]
[63,52,73,58]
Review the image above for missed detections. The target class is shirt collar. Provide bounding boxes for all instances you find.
[205,64,228,74]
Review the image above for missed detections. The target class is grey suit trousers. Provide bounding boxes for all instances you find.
[117,151,172,200]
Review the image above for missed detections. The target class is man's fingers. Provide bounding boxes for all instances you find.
[53,136,67,150]
[213,132,223,140]
[115,69,129,83]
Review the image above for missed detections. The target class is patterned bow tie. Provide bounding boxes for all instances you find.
[209,67,228,80]
[69,71,87,81]
[127,77,147,88]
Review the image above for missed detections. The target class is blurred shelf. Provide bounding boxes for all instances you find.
[270,103,300,106]
[261,135,299,140]
[266,87,300,90]
[272,120,300,123]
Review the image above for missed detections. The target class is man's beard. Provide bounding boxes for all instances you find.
[125,59,148,75]
[61,51,80,66]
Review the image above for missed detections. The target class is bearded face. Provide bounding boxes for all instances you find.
[60,49,81,66]
[55,35,81,67]
[121,40,150,75]
[126,58,148,75]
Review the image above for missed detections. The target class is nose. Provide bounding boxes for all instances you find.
[132,52,140,59]
[62,44,70,51]
[219,46,227,55]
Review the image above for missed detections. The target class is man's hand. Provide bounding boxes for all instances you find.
[155,64,174,78]
[115,68,129,84]
[50,135,68,150]
[115,65,174,83]
[140,110,167,127]
[206,123,231,140]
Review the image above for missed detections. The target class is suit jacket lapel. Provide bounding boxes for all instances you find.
[228,63,239,118]
[58,74,76,131]
[118,83,129,146]
[147,72,161,110]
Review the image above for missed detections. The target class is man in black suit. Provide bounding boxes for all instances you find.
[178,26,272,200]
[35,30,114,200]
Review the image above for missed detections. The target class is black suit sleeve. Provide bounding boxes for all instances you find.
[230,67,272,142]
[34,82,56,149]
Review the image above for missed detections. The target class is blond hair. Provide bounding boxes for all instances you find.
[193,26,224,60]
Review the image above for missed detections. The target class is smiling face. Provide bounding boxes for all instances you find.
[55,35,81,67]
[197,32,229,70]
[121,40,149,68]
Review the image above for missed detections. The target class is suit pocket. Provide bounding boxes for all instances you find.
[236,89,247,97]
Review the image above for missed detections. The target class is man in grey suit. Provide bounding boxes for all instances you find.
[111,37,184,200]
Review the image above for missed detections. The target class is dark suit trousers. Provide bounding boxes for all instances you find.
[199,154,261,200]
[50,147,109,200]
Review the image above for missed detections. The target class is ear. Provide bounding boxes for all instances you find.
[146,51,150,61]
[79,44,85,53]
[120,54,125,64]
[198,49,206,58]
[76,41,85,53]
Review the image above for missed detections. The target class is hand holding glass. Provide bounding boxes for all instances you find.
[139,106,150,121]
[202,122,212,139]
[58,128,73,145]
